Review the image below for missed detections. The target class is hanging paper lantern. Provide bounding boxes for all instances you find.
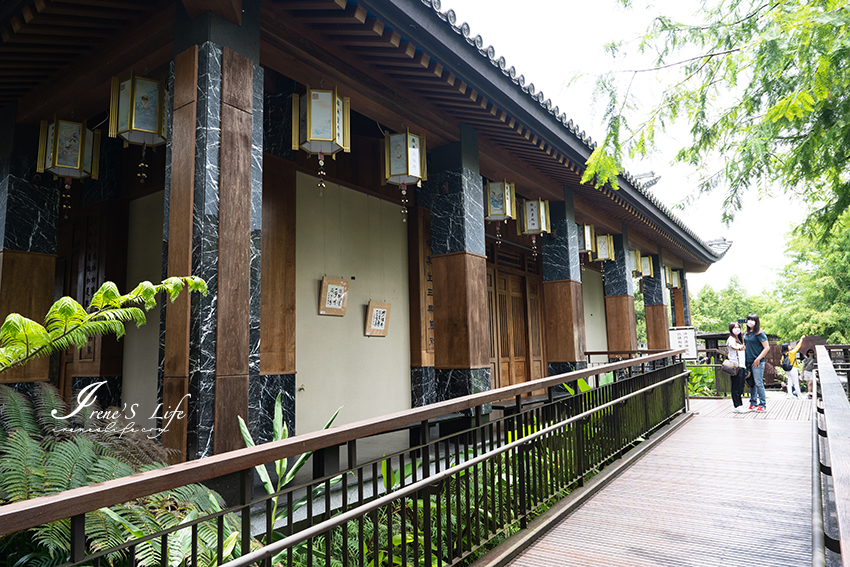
[485,180,516,221]
[595,233,615,261]
[109,73,166,147]
[631,250,642,277]
[291,85,350,157]
[579,224,596,256]
[664,266,674,288]
[640,255,654,278]
[520,199,551,235]
[383,129,426,186]
[37,118,100,180]
[671,269,681,289]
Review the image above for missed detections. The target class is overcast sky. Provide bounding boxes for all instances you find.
[443,0,802,295]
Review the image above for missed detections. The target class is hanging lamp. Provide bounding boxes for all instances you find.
[292,85,351,196]
[37,118,100,180]
[109,73,166,147]
[383,129,426,222]
[485,179,516,244]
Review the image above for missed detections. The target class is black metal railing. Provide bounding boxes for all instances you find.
[0,351,687,567]
[812,345,850,567]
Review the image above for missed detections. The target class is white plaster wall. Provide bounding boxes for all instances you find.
[121,191,164,429]
[581,267,608,365]
[295,173,410,434]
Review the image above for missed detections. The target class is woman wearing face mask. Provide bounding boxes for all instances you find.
[726,321,748,412]
[744,313,770,412]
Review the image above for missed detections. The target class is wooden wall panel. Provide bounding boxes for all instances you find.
[543,279,585,362]
[432,251,488,369]
[604,295,638,353]
[214,47,253,454]
[160,376,188,464]
[164,46,198,380]
[408,207,434,368]
[261,154,296,374]
[217,103,252,377]
[646,304,670,350]
[672,288,685,327]
[0,250,55,383]
[222,46,252,112]
[214,375,249,454]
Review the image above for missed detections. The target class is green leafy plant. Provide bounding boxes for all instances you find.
[0,276,207,373]
[0,382,238,567]
[687,358,716,396]
[238,394,341,565]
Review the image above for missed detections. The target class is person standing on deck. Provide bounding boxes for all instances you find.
[727,321,748,412]
[803,349,816,398]
[781,336,805,399]
[744,313,770,412]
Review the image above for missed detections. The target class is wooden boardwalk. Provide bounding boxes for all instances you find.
[505,396,812,567]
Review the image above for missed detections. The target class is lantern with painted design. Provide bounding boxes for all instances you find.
[37,118,100,180]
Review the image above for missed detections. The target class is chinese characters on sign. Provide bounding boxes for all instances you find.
[365,301,392,336]
[424,234,434,353]
[667,326,697,360]
[319,276,349,316]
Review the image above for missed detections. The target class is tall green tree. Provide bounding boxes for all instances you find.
[769,213,850,342]
[585,0,850,232]
[689,276,777,333]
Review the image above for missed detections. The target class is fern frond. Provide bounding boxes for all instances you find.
[89,281,122,311]
[32,382,69,439]
[43,297,87,336]
[0,385,41,438]
[43,438,97,494]
[0,429,46,502]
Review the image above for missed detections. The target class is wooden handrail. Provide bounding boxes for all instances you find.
[584,349,669,356]
[815,345,850,565]
[0,349,683,536]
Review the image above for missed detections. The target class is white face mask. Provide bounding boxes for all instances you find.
[746,320,756,329]
[732,328,741,335]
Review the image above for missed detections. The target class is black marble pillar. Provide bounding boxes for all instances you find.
[642,255,666,306]
[603,230,634,298]
[542,197,580,283]
[548,360,589,395]
[160,41,264,460]
[681,271,691,326]
[418,123,490,406]
[0,105,57,255]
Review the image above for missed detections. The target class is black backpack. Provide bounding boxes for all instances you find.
[781,353,793,371]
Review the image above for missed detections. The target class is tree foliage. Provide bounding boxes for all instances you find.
[690,275,776,333]
[0,276,207,373]
[586,0,850,231]
[767,213,850,342]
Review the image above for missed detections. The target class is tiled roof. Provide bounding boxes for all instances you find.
[423,0,729,260]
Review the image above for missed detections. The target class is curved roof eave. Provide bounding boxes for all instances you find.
[356,0,727,265]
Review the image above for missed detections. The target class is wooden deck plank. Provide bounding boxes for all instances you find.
[506,403,811,567]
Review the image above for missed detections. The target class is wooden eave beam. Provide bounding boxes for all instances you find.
[15,1,175,124]
[21,6,119,28]
[274,0,347,10]
[260,6,459,147]
[182,0,241,25]
[293,4,368,24]
[31,0,140,20]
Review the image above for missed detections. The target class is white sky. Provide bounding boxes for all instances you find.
[442,0,803,295]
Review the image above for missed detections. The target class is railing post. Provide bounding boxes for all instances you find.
[240,468,253,557]
[518,443,528,529]
[575,416,586,488]
[70,513,85,564]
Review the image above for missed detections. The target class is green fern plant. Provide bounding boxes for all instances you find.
[0,276,206,373]
[0,382,240,567]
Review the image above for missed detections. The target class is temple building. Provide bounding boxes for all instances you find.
[0,0,729,462]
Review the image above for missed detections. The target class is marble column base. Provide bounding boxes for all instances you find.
[411,367,436,407]
[435,368,491,415]
[248,374,296,444]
